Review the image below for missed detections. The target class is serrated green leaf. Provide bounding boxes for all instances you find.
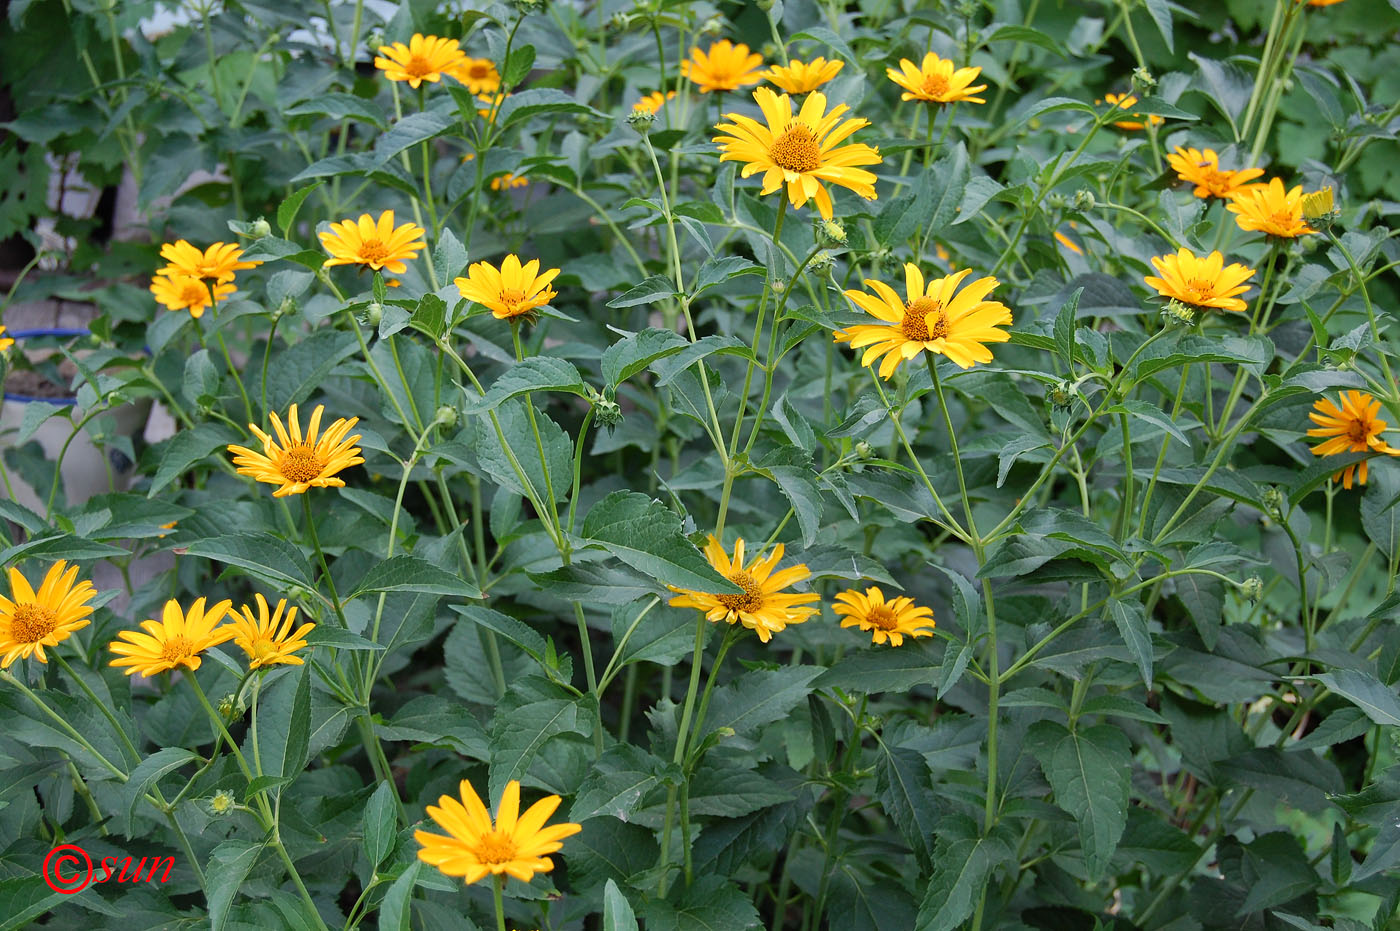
[1311,670,1400,726]
[363,780,398,868]
[581,491,740,592]
[601,327,688,387]
[1108,599,1154,688]
[277,181,323,237]
[184,533,315,590]
[605,879,641,931]
[347,554,481,600]
[606,274,677,308]
[150,422,240,496]
[467,356,588,412]
[703,666,821,738]
[1037,723,1131,879]
[487,697,584,802]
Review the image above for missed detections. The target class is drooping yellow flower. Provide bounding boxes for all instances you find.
[1102,92,1163,130]
[1144,248,1256,313]
[448,57,501,95]
[226,594,315,670]
[109,597,235,677]
[714,86,881,220]
[0,561,96,668]
[319,210,427,275]
[491,173,529,191]
[668,537,819,643]
[374,34,468,88]
[1307,391,1400,489]
[1165,147,1264,200]
[760,57,844,94]
[0,324,13,352]
[416,778,581,885]
[1228,177,1316,238]
[834,263,1012,376]
[633,90,677,114]
[833,586,935,647]
[454,254,559,320]
[159,240,261,283]
[150,272,235,319]
[885,52,986,104]
[227,404,365,497]
[681,40,763,93]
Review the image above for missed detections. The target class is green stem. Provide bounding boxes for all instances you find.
[657,614,711,896]
[301,495,350,630]
[492,875,508,931]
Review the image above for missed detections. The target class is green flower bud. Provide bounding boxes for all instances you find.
[626,108,656,133]
[209,790,236,816]
[365,302,383,325]
[815,217,847,246]
[1071,189,1096,212]
[433,405,459,429]
[1240,577,1263,603]
[1131,66,1156,94]
[1160,299,1196,326]
[250,217,272,239]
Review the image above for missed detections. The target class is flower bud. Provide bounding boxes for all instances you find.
[1302,186,1338,229]
[854,440,874,460]
[209,790,236,816]
[1240,576,1263,603]
[761,42,779,59]
[700,15,723,35]
[1131,67,1156,93]
[809,251,835,277]
[756,0,776,10]
[508,0,544,15]
[815,217,847,246]
[433,405,458,429]
[587,386,624,430]
[250,217,272,238]
[1048,381,1074,411]
[365,302,383,325]
[626,108,655,133]
[1071,189,1096,212]
[1261,487,1285,519]
[1046,192,1068,210]
[218,693,241,722]
[1160,299,1196,326]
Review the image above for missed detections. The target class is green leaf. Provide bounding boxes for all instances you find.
[914,819,1014,931]
[692,256,761,296]
[569,744,664,822]
[469,399,573,503]
[184,533,315,591]
[376,694,490,759]
[498,88,606,128]
[123,747,198,829]
[1224,833,1319,914]
[604,879,641,931]
[15,400,65,444]
[378,862,422,931]
[1190,53,1253,125]
[1360,463,1400,558]
[502,44,536,87]
[285,93,387,128]
[149,422,240,496]
[606,274,677,308]
[487,697,584,803]
[754,449,823,547]
[1311,670,1400,726]
[789,25,856,66]
[1110,399,1192,446]
[986,24,1068,58]
[207,840,263,931]
[703,666,821,738]
[1108,599,1155,688]
[1020,96,1098,123]
[371,110,456,168]
[451,603,548,662]
[1143,0,1174,53]
[264,330,359,412]
[363,780,398,868]
[651,335,752,386]
[248,664,312,782]
[601,327,688,387]
[183,349,221,408]
[304,626,385,651]
[1053,287,1082,372]
[348,554,482,600]
[643,876,761,931]
[408,292,447,341]
[580,491,740,592]
[570,817,659,891]
[468,357,588,412]
[876,744,939,869]
[1036,722,1132,879]
[814,642,940,692]
[277,181,323,237]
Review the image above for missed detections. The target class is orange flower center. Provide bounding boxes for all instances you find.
[469,62,491,79]
[770,124,822,173]
[1347,420,1372,444]
[358,238,390,264]
[715,571,764,614]
[473,830,520,865]
[404,55,434,79]
[250,639,280,663]
[866,606,899,630]
[1184,277,1218,303]
[10,603,58,644]
[280,446,326,483]
[920,73,950,98]
[497,288,531,315]
[902,297,948,340]
[180,282,206,306]
[160,636,193,664]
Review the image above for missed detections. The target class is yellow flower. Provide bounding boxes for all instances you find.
[1102,92,1162,130]
[760,57,844,94]
[227,404,365,497]
[109,597,235,677]
[1307,391,1400,489]
[834,263,1012,376]
[226,594,314,669]
[0,561,96,668]
[416,778,581,885]
[319,210,427,275]
[150,272,235,319]
[0,324,13,352]
[454,254,560,320]
[449,57,501,95]
[1165,147,1264,200]
[159,240,261,283]
[668,537,819,643]
[833,586,935,647]
[1301,186,1335,220]
[491,173,529,191]
[374,34,468,88]
[477,93,508,122]
[885,52,987,104]
[714,86,881,221]
[681,40,763,93]
[633,90,677,114]
[1227,177,1317,238]
[1054,230,1083,255]
[1299,0,1344,5]
[1144,248,1256,313]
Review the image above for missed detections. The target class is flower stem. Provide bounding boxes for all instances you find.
[657,614,712,896]
[301,494,350,630]
[492,875,508,931]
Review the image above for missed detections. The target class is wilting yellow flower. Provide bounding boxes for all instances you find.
[109,597,235,677]
[633,90,677,114]
[1165,147,1264,200]
[1302,186,1335,220]
[226,594,314,670]
[416,778,581,885]
[1228,177,1316,238]
[319,210,427,275]
[448,57,501,95]
[454,254,560,320]
[0,561,96,668]
[491,173,529,191]
[374,34,468,88]
[227,404,365,497]
[0,324,14,352]
[150,272,235,319]
[833,586,935,647]
[681,40,763,93]
[1308,391,1400,489]
[1054,230,1083,255]
[1144,248,1256,313]
[668,537,819,643]
[159,240,261,283]
[760,57,844,94]
[886,52,986,104]
[1102,92,1162,130]
[714,87,881,220]
[835,263,1012,376]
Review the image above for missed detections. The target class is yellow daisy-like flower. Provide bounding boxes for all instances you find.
[319,210,427,275]
[1165,147,1264,200]
[0,324,14,352]
[633,90,677,114]
[150,272,235,319]
[885,52,987,104]
[374,34,468,88]
[668,537,819,643]
[0,561,96,668]
[227,404,365,497]
[226,594,315,670]
[448,57,501,95]
[1144,248,1256,313]
[833,586,935,647]
[714,87,881,220]
[416,778,582,885]
[1307,391,1400,489]
[159,240,261,283]
[1102,92,1163,131]
[834,263,1012,376]
[1227,177,1317,238]
[454,254,560,320]
[760,56,844,94]
[109,597,235,677]
[1301,186,1335,221]
[681,39,763,93]
[491,173,529,191]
